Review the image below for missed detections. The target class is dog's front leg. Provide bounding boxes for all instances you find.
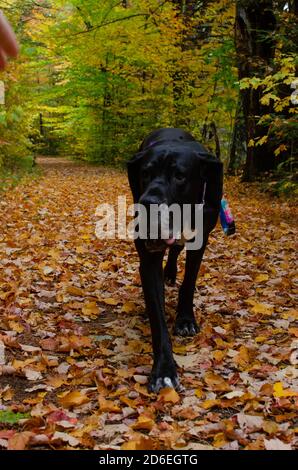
[175,242,207,336]
[136,243,179,392]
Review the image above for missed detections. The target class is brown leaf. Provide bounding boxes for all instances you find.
[8,432,33,450]
[204,372,230,392]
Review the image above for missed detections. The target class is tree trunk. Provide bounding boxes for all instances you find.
[228,98,246,174]
[235,0,276,181]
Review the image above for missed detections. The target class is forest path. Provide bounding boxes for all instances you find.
[0,157,297,450]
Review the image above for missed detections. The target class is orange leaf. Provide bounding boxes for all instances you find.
[59,391,90,408]
[158,387,180,404]
[82,301,100,316]
[122,301,137,313]
[102,297,119,306]
[132,415,155,431]
[121,435,154,450]
[67,285,85,296]
[204,372,230,392]
[98,397,121,413]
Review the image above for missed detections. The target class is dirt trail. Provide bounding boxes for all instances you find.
[0,157,297,450]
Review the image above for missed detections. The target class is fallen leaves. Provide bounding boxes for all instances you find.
[132,415,155,431]
[264,438,292,450]
[204,372,230,392]
[158,387,180,404]
[59,391,90,409]
[250,302,274,316]
[273,382,298,398]
[0,161,297,450]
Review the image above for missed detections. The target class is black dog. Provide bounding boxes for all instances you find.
[127,128,223,392]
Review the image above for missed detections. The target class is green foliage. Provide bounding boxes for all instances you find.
[239,54,297,164]
[0,0,238,168]
[0,410,30,424]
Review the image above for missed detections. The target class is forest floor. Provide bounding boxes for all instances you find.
[0,157,297,450]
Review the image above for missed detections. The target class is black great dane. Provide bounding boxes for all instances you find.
[127,128,223,392]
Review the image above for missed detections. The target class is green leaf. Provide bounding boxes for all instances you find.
[0,410,30,424]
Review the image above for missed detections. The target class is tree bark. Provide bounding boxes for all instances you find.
[235,0,276,181]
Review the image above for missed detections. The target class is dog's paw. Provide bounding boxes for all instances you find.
[174,317,199,337]
[148,360,181,393]
[148,374,181,393]
[164,265,177,286]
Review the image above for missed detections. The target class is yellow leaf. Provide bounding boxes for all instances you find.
[8,321,24,333]
[256,135,268,146]
[103,297,119,306]
[173,345,187,354]
[213,350,226,362]
[282,309,298,320]
[274,144,287,156]
[158,387,180,404]
[255,336,267,343]
[201,399,220,409]
[120,396,138,408]
[251,303,274,315]
[233,345,250,368]
[248,139,255,147]
[134,383,153,397]
[273,382,298,398]
[263,421,279,435]
[195,387,204,398]
[82,301,100,316]
[213,432,228,448]
[99,260,112,270]
[255,274,269,282]
[122,301,136,313]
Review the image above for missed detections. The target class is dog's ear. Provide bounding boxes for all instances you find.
[127,151,147,202]
[196,153,223,210]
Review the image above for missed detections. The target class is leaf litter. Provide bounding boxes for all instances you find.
[0,159,297,450]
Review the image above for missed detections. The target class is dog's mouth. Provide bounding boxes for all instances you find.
[164,237,176,246]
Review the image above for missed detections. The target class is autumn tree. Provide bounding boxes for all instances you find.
[234,0,297,181]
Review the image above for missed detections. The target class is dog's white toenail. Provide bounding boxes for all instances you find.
[164,377,173,388]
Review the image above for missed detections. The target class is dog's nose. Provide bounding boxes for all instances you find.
[139,195,165,207]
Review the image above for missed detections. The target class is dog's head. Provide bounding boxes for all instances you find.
[127,142,223,251]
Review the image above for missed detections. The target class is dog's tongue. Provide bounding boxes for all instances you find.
[164,237,176,246]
